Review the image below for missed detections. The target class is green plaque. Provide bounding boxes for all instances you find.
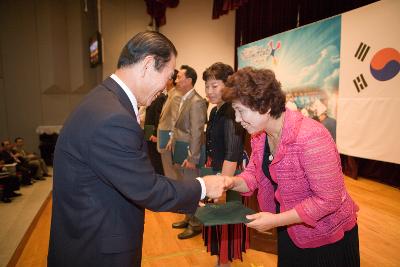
[194,201,256,226]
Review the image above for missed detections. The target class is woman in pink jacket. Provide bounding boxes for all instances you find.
[222,67,360,267]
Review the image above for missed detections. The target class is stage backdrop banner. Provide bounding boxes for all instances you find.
[238,16,341,120]
[338,0,400,164]
[237,0,400,164]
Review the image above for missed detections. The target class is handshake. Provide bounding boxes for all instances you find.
[202,175,235,200]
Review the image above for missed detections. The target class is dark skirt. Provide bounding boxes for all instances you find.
[278,224,360,267]
[203,223,249,264]
[202,196,250,264]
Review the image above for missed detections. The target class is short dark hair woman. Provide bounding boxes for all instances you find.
[222,67,360,267]
[202,62,246,266]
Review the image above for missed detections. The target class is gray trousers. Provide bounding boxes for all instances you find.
[28,158,48,178]
[160,151,181,180]
[177,165,201,229]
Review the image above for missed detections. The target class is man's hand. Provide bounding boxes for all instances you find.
[224,176,234,190]
[182,159,196,169]
[202,175,234,200]
[202,175,225,200]
[213,191,227,203]
[212,176,235,203]
[165,139,172,151]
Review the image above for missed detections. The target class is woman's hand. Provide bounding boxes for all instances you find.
[245,212,278,232]
[246,209,302,232]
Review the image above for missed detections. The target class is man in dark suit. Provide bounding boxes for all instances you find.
[48,31,227,267]
[144,92,167,175]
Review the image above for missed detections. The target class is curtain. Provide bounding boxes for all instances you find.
[145,0,179,28]
[212,0,248,19]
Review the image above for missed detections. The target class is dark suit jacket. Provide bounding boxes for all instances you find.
[144,92,167,136]
[48,77,201,267]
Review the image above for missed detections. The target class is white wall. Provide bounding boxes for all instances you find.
[0,0,235,151]
[160,0,235,98]
[102,0,235,100]
[101,0,149,79]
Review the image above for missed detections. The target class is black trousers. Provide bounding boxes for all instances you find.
[146,141,164,175]
[0,174,20,197]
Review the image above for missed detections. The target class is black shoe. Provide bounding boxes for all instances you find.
[22,180,33,185]
[10,192,22,197]
[172,221,189,229]
[178,227,202,239]
[43,173,51,177]
[34,177,45,181]
[2,197,12,203]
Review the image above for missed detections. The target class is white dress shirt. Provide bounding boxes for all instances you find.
[110,74,140,124]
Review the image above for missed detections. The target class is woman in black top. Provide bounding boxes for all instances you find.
[202,62,246,266]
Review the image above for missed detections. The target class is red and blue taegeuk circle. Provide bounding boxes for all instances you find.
[370,48,400,81]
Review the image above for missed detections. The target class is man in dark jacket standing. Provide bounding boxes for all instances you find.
[48,31,226,267]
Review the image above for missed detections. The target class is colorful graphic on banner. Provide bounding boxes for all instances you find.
[238,16,341,120]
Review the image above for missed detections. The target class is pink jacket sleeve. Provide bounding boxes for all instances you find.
[238,136,260,196]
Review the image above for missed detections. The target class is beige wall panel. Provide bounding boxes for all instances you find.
[160,0,235,99]
[67,0,85,93]
[0,8,8,141]
[49,0,71,94]
[125,0,149,38]
[36,0,71,94]
[41,95,70,126]
[36,0,56,94]
[0,79,8,141]
[102,0,148,78]
[0,0,42,152]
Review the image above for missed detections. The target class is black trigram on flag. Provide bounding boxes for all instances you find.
[353,74,368,92]
[354,42,370,62]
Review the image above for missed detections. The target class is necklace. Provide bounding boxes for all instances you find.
[268,137,278,161]
[267,115,284,161]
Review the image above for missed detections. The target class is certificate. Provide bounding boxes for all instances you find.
[158,130,171,149]
[172,140,206,167]
[195,201,256,226]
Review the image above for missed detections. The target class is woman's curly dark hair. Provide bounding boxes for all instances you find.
[222,67,286,119]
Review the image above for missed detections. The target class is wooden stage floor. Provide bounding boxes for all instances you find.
[14,176,400,267]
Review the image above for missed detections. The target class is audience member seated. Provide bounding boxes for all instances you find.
[0,161,22,203]
[0,140,35,185]
[13,137,49,179]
